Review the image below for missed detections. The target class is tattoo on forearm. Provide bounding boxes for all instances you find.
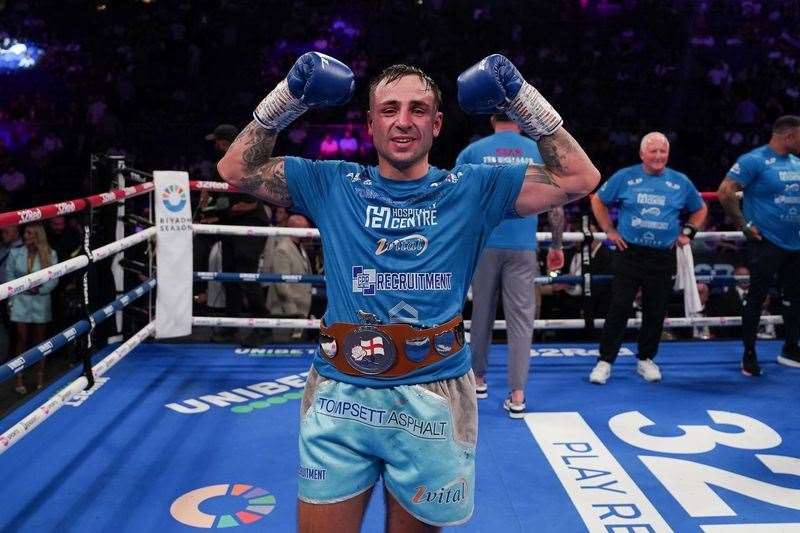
[538,128,580,175]
[236,121,278,172]
[548,207,565,247]
[718,179,746,228]
[238,158,291,207]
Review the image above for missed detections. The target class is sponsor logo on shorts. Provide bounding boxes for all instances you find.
[352,266,452,296]
[315,397,448,440]
[298,467,327,481]
[365,206,438,229]
[631,217,668,230]
[375,234,428,256]
[412,477,468,505]
[636,193,665,206]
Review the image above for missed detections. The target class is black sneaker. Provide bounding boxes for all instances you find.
[742,348,762,377]
[778,343,800,368]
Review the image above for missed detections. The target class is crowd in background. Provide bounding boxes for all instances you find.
[0,0,797,368]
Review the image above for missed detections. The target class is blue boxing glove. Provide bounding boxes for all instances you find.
[457,54,524,113]
[254,52,354,131]
[457,54,562,140]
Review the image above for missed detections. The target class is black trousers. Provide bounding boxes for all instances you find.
[599,244,675,363]
[222,236,267,318]
[742,239,800,351]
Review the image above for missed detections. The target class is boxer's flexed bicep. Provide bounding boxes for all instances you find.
[515,129,592,216]
[221,121,290,206]
[218,52,354,207]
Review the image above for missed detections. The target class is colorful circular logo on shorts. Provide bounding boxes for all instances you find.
[161,184,187,213]
[170,483,275,528]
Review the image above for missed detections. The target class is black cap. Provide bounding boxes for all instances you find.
[205,124,239,143]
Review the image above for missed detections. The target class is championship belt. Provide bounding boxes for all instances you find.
[319,316,465,378]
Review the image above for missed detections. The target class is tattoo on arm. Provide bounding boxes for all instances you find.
[548,207,565,248]
[238,158,291,207]
[718,178,746,229]
[537,128,580,175]
[227,120,291,207]
[236,121,278,172]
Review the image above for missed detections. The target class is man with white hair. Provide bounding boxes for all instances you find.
[589,132,707,384]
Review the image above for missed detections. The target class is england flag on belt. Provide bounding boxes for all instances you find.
[351,336,384,362]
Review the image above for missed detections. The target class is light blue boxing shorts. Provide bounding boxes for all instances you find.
[298,367,478,527]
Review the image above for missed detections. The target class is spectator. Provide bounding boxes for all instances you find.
[261,214,313,342]
[6,224,58,394]
[0,225,22,363]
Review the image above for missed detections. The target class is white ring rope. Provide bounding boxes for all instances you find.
[0,255,89,302]
[90,227,156,261]
[0,321,154,455]
[193,224,746,242]
[0,227,156,302]
[192,315,782,330]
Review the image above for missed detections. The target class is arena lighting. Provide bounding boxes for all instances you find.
[0,38,44,72]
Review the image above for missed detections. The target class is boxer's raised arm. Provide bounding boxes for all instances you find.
[457,54,600,216]
[217,52,354,206]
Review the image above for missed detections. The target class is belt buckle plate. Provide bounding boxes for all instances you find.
[342,326,397,375]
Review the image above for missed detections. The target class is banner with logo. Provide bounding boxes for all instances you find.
[155,171,192,338]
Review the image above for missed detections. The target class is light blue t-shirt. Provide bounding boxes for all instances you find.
[597,164,703,249]
[285,157,526,386]
[456,131,541,251]
[727,145,800,251]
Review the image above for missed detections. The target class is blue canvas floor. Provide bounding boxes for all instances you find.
[1,340,799,532]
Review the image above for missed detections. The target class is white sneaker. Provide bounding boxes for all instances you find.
[637,359,662,382]
[502,395,526,419]
[589,361,611,384]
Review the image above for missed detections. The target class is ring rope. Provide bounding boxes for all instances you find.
[0,226,156,302]
[191,315,782,331]
[0,278,156,383]
[0,183,154,230]
[0,321,155,455]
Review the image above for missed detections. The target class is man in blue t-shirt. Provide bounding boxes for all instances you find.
[217,52,600,531]
[456,114,565,419]
[589,132,707,385]
[717,115,800,376]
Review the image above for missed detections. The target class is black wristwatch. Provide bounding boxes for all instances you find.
[681,224,698,240]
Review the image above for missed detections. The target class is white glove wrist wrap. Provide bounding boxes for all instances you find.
[253,79,309,132]
[505,82,563,140]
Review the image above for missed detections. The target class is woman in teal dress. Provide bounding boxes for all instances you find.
[6,224,58,394]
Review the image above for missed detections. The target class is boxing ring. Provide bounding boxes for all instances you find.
[1,162,799,532]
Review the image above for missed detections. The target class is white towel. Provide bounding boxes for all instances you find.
[675,245,703,316]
